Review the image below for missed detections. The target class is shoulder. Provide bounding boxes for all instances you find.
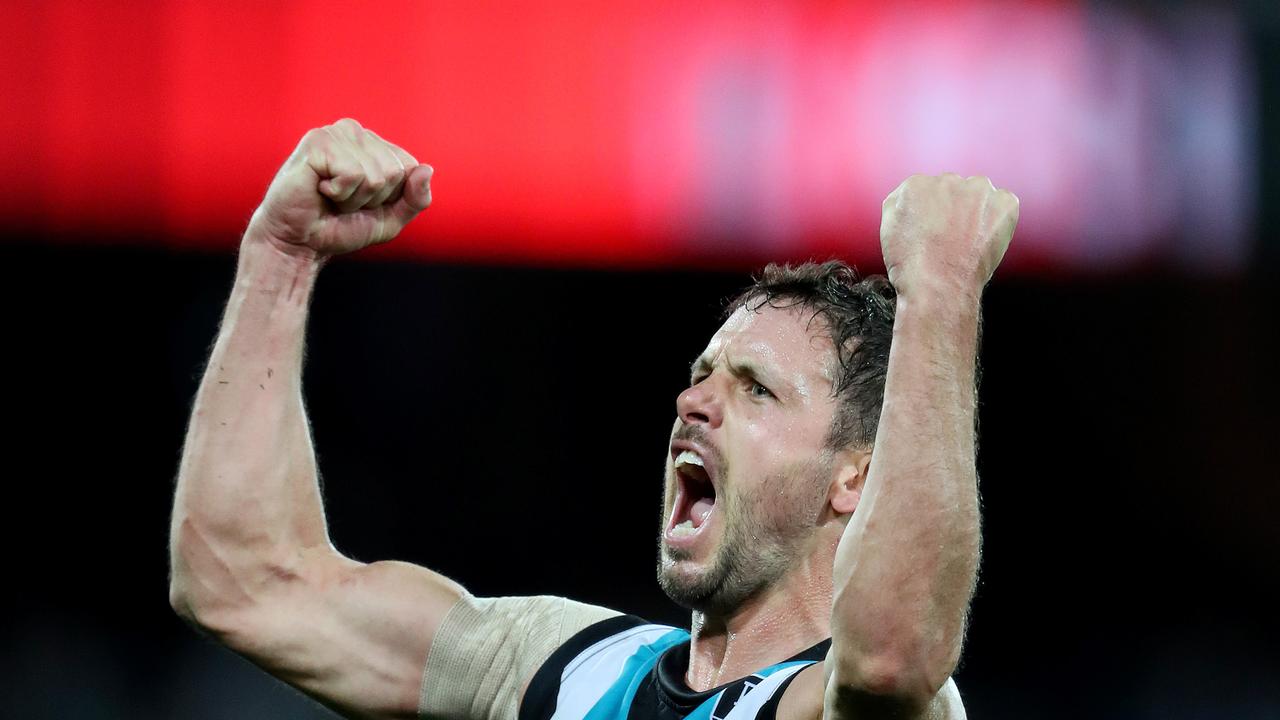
[776,662,966,720]
[421,594,639,720]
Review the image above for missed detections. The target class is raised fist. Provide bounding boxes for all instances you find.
[879,174,1019,297]
[246,118,433,259]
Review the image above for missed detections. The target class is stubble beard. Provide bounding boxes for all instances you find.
[657,459,829,616]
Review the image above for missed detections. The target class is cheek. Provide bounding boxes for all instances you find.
[725,475,789,539]
[737,413,789,462]
[740,414,828,471]
[748,461,830,532]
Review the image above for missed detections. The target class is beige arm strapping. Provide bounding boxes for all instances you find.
[418,594,621,720]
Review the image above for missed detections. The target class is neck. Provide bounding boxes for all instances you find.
[684,544,835,691]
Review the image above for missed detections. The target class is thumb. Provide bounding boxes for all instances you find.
[404,164,434,212]
[385,164,434,233]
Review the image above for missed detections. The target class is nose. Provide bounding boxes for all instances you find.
[677,377,723,428]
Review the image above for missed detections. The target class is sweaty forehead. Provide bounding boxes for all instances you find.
[697,304,836,393]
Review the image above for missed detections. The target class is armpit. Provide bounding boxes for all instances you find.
[418,594,621,720]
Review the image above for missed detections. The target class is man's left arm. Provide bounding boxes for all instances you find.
[824,174,1019,719]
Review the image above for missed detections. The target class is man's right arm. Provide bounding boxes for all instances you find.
[168,119,465,719]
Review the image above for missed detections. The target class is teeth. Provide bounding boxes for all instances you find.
[674,450,704,469]
[670,520,697,537]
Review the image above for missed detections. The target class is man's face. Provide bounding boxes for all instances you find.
[658,303,840,614]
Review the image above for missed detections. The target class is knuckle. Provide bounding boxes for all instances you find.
[360,129,390,152]
[300,128,333,154]
[334,117,362,131]
[396,148,419,167]
[897,176,924,192]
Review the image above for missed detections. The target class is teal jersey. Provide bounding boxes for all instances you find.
[520,616,830,720]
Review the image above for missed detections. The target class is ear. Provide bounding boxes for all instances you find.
[828,450,872,516]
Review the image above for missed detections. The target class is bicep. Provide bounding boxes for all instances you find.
[220,553,465,719]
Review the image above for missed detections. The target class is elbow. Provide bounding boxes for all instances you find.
[168,578,258,649]
[168,530,202,628]
[168,568,218,633]
[829,643,960,713]
[829,590,968,708]
[842,654,944,704]
[168,518,331,641]
[168,560,273,645]
[167,519,267,639]
[168,557,231,637]
[168,580,197,625]
[169,520,221,631]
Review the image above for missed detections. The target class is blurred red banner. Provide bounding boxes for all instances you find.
[0,0,1254,271]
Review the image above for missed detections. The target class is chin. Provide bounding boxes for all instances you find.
[658,569,715,612]
[657,530,792,615]
[657,545,750,614]
[657,550,713,607]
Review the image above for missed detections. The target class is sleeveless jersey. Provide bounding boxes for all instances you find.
[519,616,831,720]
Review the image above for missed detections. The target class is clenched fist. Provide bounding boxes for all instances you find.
[246,118,433,259]
[880,174,1019,297]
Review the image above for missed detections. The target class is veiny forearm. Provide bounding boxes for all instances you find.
[831,281,982,699]
[169,235,331,620]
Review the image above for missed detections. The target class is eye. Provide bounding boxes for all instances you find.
[749,380,774,398]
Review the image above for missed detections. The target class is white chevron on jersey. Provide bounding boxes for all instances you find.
[712,664,808,720]
[545,622,816,720]
[551,624,685,720]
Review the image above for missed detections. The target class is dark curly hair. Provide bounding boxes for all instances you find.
[724,260,897,451]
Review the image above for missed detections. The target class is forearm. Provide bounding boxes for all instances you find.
[169,234,332,621]
[830,279,982,698]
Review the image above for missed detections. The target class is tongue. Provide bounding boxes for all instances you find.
[690,497,715,527]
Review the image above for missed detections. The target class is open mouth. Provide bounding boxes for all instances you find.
[668,449,717,539]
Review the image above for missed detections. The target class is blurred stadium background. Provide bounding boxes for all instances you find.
[1,1,1277,717]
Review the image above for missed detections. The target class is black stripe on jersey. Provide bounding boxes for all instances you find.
[519,614,650,720]
[629,637,833,720]
[753,666,806,720]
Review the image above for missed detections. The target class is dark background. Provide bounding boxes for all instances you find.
[4,1,1280,718]
[1,243,1277,718]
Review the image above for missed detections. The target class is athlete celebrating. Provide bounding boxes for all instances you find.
[169,118,1018,720]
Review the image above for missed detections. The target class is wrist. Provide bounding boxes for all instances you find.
[889,270,983,309]
[240,226,327,271]
[243,217,327,259]
[235,230,325,304]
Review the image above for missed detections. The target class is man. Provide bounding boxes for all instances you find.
[169,118,1018,720]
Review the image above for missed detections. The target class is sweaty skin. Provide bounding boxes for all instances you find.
[168,120,460,719]
[658,175,1016,719]
[660,304,844,689]
[168,117,1014,720]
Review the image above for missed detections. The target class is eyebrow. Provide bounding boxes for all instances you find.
[689,356,712,378]
[689,354,776,387]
